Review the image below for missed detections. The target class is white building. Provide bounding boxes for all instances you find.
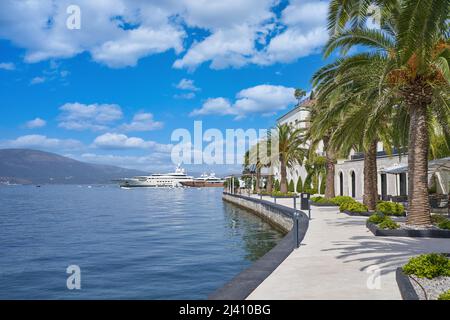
[275,99,409,200]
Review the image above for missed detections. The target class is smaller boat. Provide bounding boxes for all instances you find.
[180,172,225,188]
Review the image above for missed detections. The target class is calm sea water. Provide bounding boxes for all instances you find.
[0,185,283,299]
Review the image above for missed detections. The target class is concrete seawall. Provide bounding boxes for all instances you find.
[222,193,294,232]
[209,192,309,300]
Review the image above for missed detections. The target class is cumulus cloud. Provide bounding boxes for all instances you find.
[0,62,15,70]
[0,0,329,70]
[253,0,329,65]
[175,78,200,91]
[190,85,296,119]
[24,118,47,129]
[174,92,196,100]
[120,113,163,132]
[0,135,83,150]
[30,76,46,85]
[58,102,123,131]
[92,133,171,151]
[77,153,174,172]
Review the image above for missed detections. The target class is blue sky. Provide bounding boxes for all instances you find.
[0,0,331,175]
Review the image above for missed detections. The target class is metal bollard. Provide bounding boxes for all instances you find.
[293,197,297,211]
[274,197,277,204]
[293,212,300,248]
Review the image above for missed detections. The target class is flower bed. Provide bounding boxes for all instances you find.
[366,213,450,238]
[396,253,450,300]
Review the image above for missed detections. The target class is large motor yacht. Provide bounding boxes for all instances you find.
[116,164,193,188]
[180,172,225,188]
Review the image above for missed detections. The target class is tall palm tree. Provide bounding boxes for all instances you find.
[312,57,404,210]
[304,100,338,198]
[320,0,450,225]
[273,123,305,193]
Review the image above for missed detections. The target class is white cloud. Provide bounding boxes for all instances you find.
[24,118,47,129]
[77,153,174,172]
[190,84,296,119]
[0,62,15,70]
[190,97,234,116]
[91,25,185,68]
[173,24,260,70]
[0,0,329,69]
[174,92,196,100]
[0,135,83,150]
[58,102,123,131]
[175,78,200,91]
[92,133,171,151]
[120,113,163,132]
[30,76,46,85]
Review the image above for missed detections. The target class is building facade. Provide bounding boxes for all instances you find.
[275,100,409,200]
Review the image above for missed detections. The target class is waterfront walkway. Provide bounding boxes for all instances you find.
[246,195,449,300]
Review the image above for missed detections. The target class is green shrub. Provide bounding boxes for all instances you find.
[367,213,386,224]
[311,196,334,205]
[438,220,450,230]
[271,191,296,197]
[288,179,295,192]
[330,196,355,206]
[274,179,280,192]
[402,253,450,279]
[438,290,450,300]
[340,201,368,213]
[376,201,405,216]
[431,215,449,225]
[378,217,400,229]
[296,177,303,193]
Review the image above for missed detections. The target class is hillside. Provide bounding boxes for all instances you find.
[0,149,146,184]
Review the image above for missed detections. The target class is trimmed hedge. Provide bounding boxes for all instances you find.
[367,213,399,229]
[402,253,450,279]
[368,213,386,224]
[339,201,368,213]
[330,196,355,206]
[271,191,297,197]
[438,290,450,300]
[376,201,405,216]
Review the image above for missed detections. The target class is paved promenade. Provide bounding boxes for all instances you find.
[246,196,449,300]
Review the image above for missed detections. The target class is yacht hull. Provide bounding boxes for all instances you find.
[180,181,224,188]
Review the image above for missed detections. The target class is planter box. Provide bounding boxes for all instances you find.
[396,268,420,300]
[366,221,450,238]
[343,210,372,217]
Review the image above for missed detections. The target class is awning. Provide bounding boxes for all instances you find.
[429,157,450,172]
[380,157,450,175]
[380,164,407,174]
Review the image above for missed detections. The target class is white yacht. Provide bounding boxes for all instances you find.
[116,165,194,188]
[180,172,225,188]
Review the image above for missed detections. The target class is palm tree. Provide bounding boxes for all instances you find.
[273,123,305,193]
[303,96,339,199]
[320,0,450,225]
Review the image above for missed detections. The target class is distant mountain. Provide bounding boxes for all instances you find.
[0,149,147,185]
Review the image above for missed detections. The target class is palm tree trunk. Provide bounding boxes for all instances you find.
[406,102,431,225]
[322,136,335,198]
[255,167,261,193]
[280,157,288,193]
[267,174,273,193]
[363,140,378,211]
